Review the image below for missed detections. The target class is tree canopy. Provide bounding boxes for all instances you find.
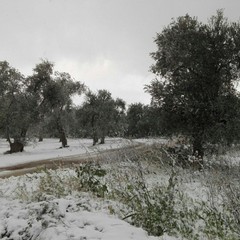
[0,60,86,152]
[147,10,240,158]
[77,90,126,145]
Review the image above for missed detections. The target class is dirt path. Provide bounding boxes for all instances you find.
[0,143,144,178]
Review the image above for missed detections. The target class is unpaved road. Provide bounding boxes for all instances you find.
[0,144,144,178]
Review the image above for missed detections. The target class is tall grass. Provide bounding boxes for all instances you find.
[12,142,240,239]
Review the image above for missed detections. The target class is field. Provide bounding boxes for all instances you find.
[0,138,239,239]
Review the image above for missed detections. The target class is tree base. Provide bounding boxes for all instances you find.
[4,142,24,154]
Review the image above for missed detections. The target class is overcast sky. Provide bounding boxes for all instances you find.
[1,0,240,105]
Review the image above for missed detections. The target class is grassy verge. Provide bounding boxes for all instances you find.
[12,143,240,239]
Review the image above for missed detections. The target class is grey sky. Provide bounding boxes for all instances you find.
[1,0,240,105]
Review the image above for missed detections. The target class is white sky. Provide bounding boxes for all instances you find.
[1,0,240,105]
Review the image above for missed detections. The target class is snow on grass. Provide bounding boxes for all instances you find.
[0,138,176,240]
[0,138,239,239]
[0,171,174,240]
[0,195,160,240]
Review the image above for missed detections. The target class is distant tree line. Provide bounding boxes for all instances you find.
[0,60,162,153]
[0,60,86,152]
[1,10,240,165]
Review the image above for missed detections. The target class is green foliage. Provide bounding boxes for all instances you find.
[75,163,108,198]
[112,171,239,239]
[0,61,26,141]
[77,89,126,144]
[126,103,162,137]
[42,71,85,146]
[105,145,240,239]
[147,10,240,156]
[14,169,70,201]
[122,172,177,236]
[14,164,108,202]
[0,59,86,146]
[201,205,237,239]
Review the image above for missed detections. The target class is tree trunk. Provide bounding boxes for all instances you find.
[38,117,45,142]
[100,136,105,144]
[5,126,11,145]
[5,127,24,154]
[10,141,24,153]
[93,131,98,146]
[91,115,99,146]
[60,131,68,147]
[20,127,28,141]
[56,117,68,148]
[38,126,44,142]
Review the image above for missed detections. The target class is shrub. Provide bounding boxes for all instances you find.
[75,162,108,198]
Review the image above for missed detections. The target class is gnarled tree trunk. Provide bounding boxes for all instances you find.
[10,140,24,153]
[56,116,68,148]
[20,127,28,144]
[5,127,24,153]
[91,114,99,146]
[100,136,105,144]
[93,130,98,146]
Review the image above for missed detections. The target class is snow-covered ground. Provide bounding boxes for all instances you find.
[0,138,135,168]
[0,194,161,240]
[0,138,180,240]
[0,138,239,239]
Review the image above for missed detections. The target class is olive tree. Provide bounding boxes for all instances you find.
[43,71,85,147]
[147,10,240,159]
[0,61,28,152]
[27,60,85,147]
[77,90,126,145]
